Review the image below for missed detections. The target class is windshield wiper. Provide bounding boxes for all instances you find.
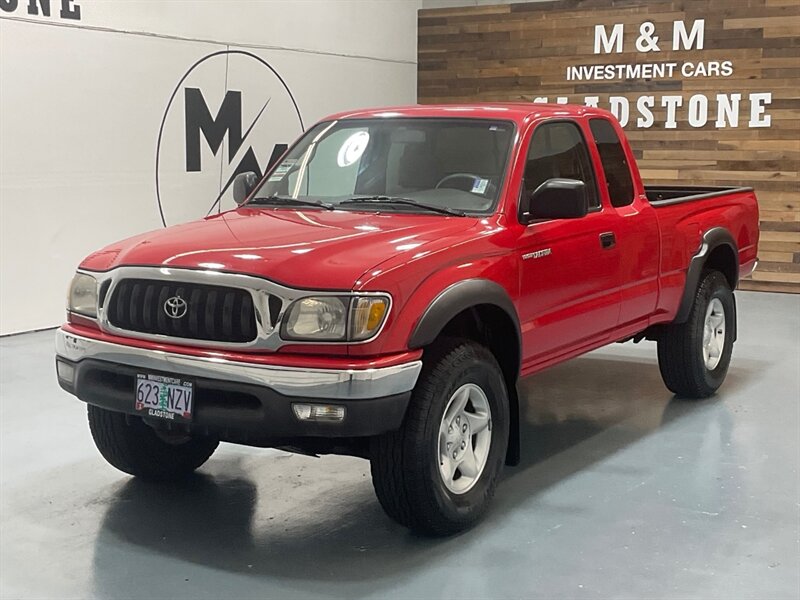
[340,195,466,217]
[247,195,335,210]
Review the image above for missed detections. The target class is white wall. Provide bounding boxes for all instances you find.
[0,0,420,334]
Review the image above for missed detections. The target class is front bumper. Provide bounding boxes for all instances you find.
[55,329,421,440]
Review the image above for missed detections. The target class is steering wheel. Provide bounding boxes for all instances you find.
[435,173,484,191]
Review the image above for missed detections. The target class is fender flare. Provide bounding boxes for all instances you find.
[408,278,521,355]
[675,227,738,324]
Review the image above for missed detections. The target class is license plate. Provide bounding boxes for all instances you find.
[135,373,194,422]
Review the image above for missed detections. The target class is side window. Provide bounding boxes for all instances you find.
[524,121,599,210]
[589,118,635,207]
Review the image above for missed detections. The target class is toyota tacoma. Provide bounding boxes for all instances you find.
[55,104,759,535]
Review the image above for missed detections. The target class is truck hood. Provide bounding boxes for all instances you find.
[81,208,481,290]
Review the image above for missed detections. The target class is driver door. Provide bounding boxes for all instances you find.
[516,120,621,369]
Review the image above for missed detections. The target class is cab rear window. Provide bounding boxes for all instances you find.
[589,119,635,208]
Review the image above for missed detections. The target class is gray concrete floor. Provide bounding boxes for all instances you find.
[1,291,798,600]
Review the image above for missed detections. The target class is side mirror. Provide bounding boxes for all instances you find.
[521,178,588,223]
[232,171,258,205]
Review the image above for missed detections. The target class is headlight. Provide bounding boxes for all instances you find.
[67,272,98,318]
[281,295,389,342]
[282,297,348,341]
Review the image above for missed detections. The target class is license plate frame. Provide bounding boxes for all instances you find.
[135,373,194,423]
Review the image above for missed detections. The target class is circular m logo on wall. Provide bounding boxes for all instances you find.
[155,50,304,227]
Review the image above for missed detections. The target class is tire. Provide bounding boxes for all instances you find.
[657,269,735,399]
[87,405,218,480]
[370,339,510,536]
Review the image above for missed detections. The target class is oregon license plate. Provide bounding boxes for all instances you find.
[135,373,194,422]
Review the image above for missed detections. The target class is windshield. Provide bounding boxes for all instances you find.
[252,118,515,215]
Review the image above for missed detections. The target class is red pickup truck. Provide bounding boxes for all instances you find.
[56,104,758,535]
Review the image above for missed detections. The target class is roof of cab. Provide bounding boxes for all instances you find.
[323,103,604,126]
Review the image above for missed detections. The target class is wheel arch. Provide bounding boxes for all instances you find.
[675,227,738,324]
[408,279,522,465]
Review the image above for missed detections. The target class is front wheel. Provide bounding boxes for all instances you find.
[370,339,510,535]
[657,270,735,398]
[88,405,219,480]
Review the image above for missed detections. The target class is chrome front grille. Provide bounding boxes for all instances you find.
[107,279,259,343]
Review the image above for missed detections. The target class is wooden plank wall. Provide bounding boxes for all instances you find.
[418,0,800,293]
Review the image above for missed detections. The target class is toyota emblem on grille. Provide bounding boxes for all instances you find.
[164,295,188,319]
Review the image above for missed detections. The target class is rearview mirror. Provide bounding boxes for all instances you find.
[232,171,258,205]
[521,178,588,223]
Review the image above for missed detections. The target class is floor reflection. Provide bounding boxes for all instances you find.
[93,456,442,588]
[498,352,742,510]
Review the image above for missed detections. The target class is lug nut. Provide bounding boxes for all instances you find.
[452,451,457,459]
[461,441,466,449]
[462,424,468,432]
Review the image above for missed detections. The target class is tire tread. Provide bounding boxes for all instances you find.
[88,405,218,480]
[657,270,733,399]
[371,338,508,535]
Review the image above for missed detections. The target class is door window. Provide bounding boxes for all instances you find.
[523,121,600,212]
[589,118,635,207]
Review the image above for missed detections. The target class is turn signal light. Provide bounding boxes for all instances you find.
[349,296,389,340]
[292,403,346,422]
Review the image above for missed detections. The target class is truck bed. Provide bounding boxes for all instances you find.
[645,185,754,207]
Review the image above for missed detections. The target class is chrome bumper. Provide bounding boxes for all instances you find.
[55,329,422,400]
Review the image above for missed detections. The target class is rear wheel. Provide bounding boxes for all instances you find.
[88,405,218,480]
[370,339,510,535]
[657,270,735,398]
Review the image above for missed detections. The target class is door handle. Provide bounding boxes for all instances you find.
[600,232,616,249]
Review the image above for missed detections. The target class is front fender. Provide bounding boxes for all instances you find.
[409,278,519,349]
